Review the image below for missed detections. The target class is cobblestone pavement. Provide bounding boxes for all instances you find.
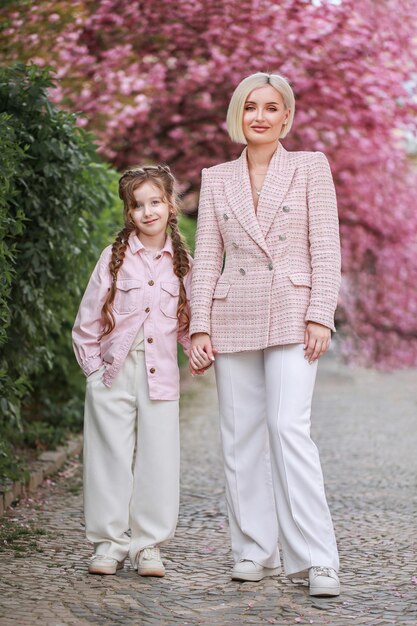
[1,356,417,626]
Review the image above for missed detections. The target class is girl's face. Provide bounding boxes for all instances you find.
[242,85,290,145]
[131,181,171,242]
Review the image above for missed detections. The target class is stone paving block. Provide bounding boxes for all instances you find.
[28,465,45,491]
[66,436,83,457]
[3,488,15,509]
[38,449,67,474]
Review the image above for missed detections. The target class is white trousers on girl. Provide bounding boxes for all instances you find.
[83,332,180,564]
[214,343,339,577]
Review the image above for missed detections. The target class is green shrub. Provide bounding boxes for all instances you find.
[0,64,117,479]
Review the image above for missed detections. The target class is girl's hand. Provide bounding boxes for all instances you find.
[189,333,216,375]
[190,345,213,372]
[304,322,331,364]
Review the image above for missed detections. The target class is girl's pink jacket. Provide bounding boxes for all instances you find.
[190,145,341,351]
[72,234,191,400]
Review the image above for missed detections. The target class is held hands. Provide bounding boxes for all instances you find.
[190,326,330,371]
[304,321,331,364]
[189,333,217,376]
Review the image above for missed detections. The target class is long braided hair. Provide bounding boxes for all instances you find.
[100,165,191,338]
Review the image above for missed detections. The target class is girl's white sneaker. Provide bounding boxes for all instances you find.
[308,566,340,596]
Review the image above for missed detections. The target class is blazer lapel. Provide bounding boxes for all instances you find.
[224,148,268,254]
[256,144,297,238]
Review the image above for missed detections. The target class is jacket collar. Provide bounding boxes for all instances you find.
[128,233,174,256]
[224,143,296,255]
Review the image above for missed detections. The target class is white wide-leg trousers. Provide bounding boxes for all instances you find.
[83,346,180,564]
[214,343,339,576]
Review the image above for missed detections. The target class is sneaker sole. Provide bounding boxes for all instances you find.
[137,568,165,577]
[309,585,340,597]
[232,567,281,582]
[88,562,124,575]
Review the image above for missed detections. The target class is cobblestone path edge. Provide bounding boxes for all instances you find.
[0,434,83,517]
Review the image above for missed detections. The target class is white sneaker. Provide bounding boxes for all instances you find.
[232,559,281,582]
[88,555,124,575]
[309,566,340,596]
[135,546,165,577]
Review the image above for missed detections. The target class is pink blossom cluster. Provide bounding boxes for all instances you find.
[1,0,417,368]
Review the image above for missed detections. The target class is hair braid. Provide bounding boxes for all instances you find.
[169,213,191,332]
[100,224,135,338]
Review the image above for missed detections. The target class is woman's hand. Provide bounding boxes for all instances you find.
[189,333,216,375]
[304,322,331,364]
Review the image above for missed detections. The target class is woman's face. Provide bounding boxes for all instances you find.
[242,85,290,145]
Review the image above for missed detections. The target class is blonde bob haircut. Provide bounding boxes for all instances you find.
[226,72,295,143]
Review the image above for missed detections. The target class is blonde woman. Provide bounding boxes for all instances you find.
[189,73,341,597]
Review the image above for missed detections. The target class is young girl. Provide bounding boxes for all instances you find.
[72,165,211,576]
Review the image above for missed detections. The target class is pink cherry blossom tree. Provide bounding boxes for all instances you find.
[1,0,416,368]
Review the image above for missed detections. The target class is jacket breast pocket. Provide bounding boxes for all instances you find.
[160,282,180,319]
[113,279,143,314]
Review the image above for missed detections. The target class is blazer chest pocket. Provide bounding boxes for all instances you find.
[160,282,179,318]
[213,281,231,299]
[288,273,312,288]
[113,279,142,314]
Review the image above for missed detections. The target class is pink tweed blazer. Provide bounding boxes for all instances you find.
[189,144,341,353]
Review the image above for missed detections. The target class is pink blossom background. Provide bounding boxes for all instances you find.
[1,0,417,368]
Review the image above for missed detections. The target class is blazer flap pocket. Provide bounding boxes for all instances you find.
[289,273,312,287]
[161,281,180,297]
[213,282,231,299]
[116,279,143,291]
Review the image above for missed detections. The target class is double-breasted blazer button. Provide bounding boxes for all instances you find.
[268,262,273,271]
[279,234,287,241]
[282,205,290,213]
[239,268,246,275]
[223,213,229,221]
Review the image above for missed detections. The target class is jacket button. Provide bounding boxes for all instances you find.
[148,280,155,286]
[268,262,273,271]
[279,234,287,241]
[232,242,239,248]
[145,307,150,313]
[223,213,229,221]
[282,205,290,212]
[239,268,246,275]
[149,367,156,374]
[147,337,153,343]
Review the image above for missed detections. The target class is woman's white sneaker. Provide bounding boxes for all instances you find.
[88,555,124,575]
[135,546,165,577]
[308,566,340,596]
[232,559,281,582]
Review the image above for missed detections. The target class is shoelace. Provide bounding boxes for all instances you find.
[91,555,117,563]
[141,547,160,562]
[311,566,333,577]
